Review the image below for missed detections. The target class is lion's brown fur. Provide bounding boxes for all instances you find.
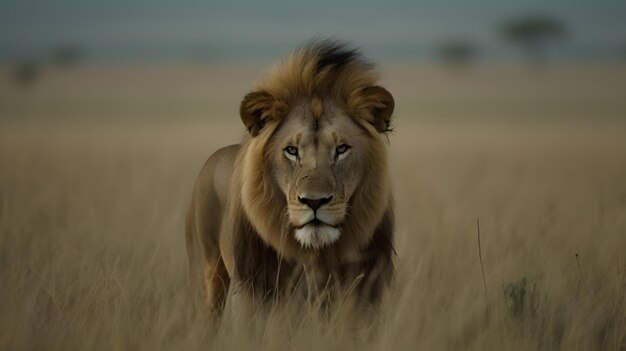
[186,40,395,318]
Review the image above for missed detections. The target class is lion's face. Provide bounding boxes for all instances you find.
[238,55,394,257]
[268,102,366,249]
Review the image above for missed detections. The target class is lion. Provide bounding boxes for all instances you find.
[185,40,395,320]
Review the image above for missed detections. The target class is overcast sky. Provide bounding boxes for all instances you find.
[1,0,625,61]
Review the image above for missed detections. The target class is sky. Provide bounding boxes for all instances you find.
[1,0,625,62]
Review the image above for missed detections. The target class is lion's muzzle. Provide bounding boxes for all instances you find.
[297,194,332,211]
[289,193,346,249]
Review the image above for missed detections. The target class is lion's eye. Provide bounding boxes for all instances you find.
[336,144,351,155]
[285,146,298,156]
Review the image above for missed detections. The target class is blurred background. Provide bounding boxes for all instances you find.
[2,0,626,124]
[2,1,626,349]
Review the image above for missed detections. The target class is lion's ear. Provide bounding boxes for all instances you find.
[240,90,283,136]
[349,86,395,133]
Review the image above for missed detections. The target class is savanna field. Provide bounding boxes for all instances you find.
[1,64,626,350]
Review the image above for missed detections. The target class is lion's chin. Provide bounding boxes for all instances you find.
[294,224,340,250]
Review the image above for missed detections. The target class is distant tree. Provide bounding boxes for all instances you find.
[50,44,84,68]
[500,14,566,69]
[13,60,41,87]
[620,45,626,61]
[437,39,477,70]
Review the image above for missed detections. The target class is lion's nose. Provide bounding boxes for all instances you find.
[298,195,332,211]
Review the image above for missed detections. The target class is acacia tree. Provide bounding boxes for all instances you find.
[50,44,84,68]
[437,39,477,71]
[501,14,566,69]
[13,60,41,87]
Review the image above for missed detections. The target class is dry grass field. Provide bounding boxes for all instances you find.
[1,64,626,350]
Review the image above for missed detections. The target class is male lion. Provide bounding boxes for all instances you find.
[185,40,395,320]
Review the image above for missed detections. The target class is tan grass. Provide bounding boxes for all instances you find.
[1,65,626,350]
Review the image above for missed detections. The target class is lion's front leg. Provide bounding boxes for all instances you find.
[202,256,230,319]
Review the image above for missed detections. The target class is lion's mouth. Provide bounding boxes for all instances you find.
[295,218,338,229]
[293,219,342,249]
